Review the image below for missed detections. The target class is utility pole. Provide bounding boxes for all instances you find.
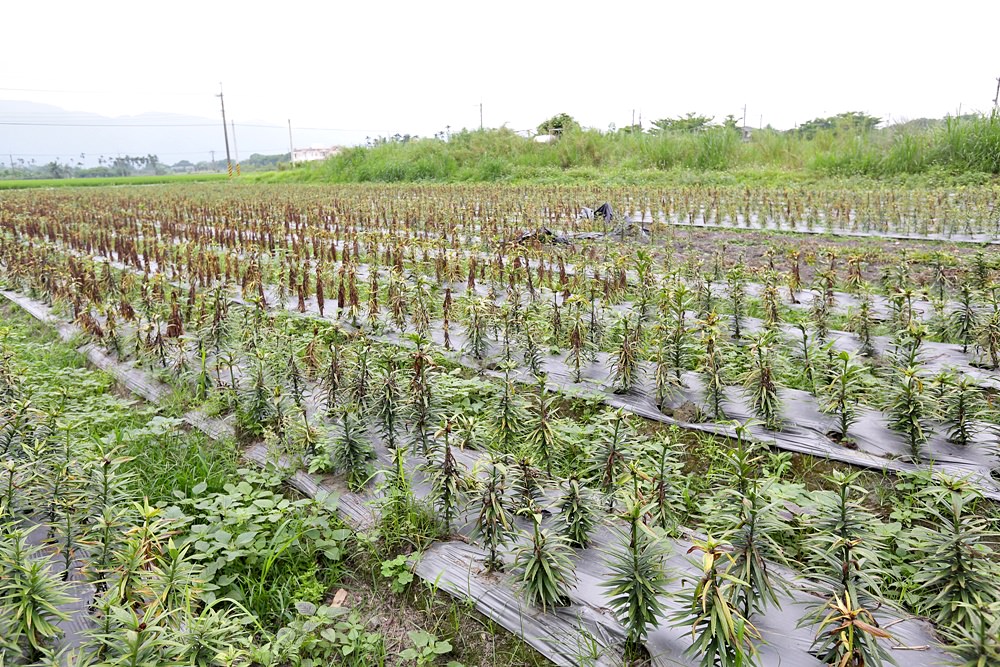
[479,102,483,131]
[742,104,747,129]
[288,119,295,165]
[210,150,215,170]
[217,84,233,178]
[231,120,241,176]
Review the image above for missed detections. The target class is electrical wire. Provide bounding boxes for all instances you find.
[0,120,376,132]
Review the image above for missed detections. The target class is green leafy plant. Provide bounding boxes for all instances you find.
[810,287,831,343]
[603,499,671,658]
[937,372,985,446]
[399,629,453,666]
[727,268,747,342]
[381,554,416,594]
[941,603,1000,667]
[975,307,1000,369]
[906,479,1000,631]
[950,284,979,353]
[260,601,383,667]
[513,511,577,611]
[851,290,877,358]
[587,410,631,509]
[523,379,561,476]
[556,476,597,549]
[822,351,866,443]
[462,295,490,360]
[490,364,526,455]
[424,416,469,534]
[699,313,727,419]
[565,295,594,383]
[713,425,786,619]
[803,471,885,610]
[886,365,929,460]
[742,330,782,430]
[317,408,375,492]
[0,527,73,661]
[609,314,642,394]
[236,356,277,440]
[471,458,515,571]
[373,353,405,450]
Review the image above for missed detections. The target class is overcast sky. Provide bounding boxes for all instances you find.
[3,0,999,156]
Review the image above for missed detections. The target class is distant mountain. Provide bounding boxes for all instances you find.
[0,100,365,167]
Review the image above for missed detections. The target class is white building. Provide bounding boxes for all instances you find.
[292,146,342,162]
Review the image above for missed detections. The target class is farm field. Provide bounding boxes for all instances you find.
[1,182,999,666]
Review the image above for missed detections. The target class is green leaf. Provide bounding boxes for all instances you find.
[295,601,317,616]
[235,530,257,546]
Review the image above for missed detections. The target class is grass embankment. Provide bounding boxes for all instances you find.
[0,172,231,190]
[260,113,1000,188]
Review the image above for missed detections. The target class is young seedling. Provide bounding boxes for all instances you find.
[822,351,866,444]
[907,478,1000,632]
[951,284,979,354]
[513,511,577,611]
[699,312,728,420]
[609,314,642,394]
[604,498,671,659]
[975,307,1000,369]
[329,408,376,492]
[742,330,782,431]
[523,379,561,477]
[556,477,597,549]
[471,457,515,571]
[424,416,468,534]
[851,289,877,358]
[373,353,405,450]
[887,365,929,460]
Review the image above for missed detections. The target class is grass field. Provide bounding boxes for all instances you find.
[0,172,232,190]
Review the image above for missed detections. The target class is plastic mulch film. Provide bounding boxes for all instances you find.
[0,290,977,667]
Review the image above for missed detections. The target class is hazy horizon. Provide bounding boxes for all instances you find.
[3,0,999,166]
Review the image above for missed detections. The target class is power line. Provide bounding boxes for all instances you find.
[0,86,206,96]
[4,149,290,158]
[0,120,379,132]
[0,121,218,128]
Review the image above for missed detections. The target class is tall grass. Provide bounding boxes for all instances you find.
[274,113,1000,185]
[936,112,1000,173]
